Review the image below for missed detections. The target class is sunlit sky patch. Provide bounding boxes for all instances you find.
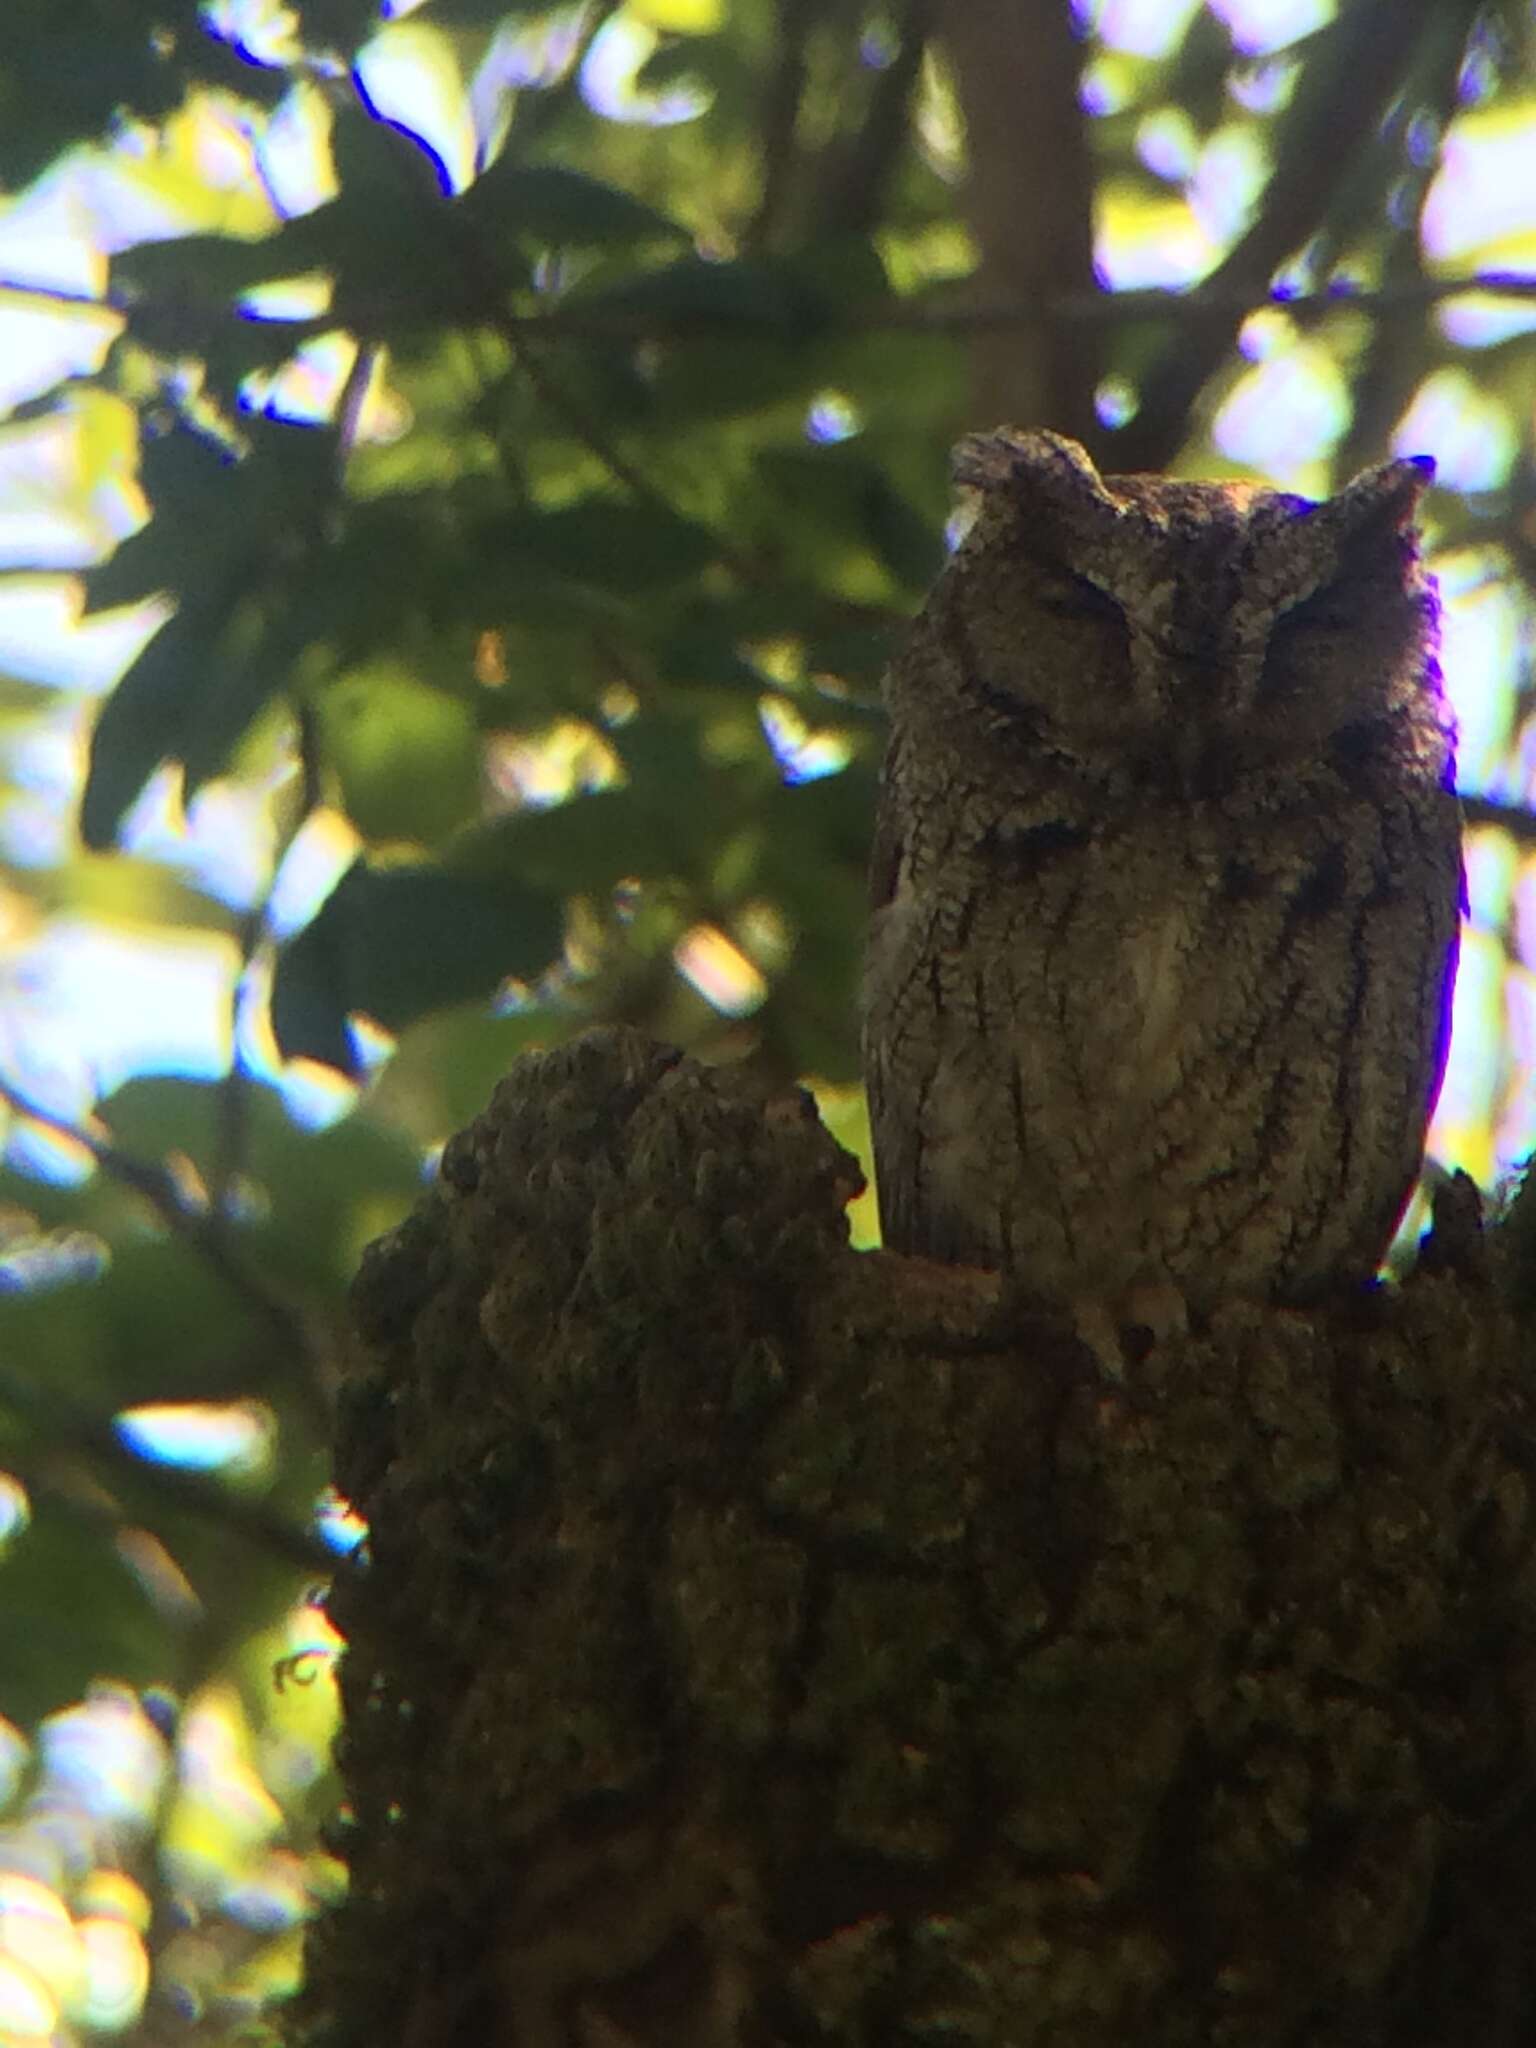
[0,916,238,1112]
[0,1952,57,2036]
[221,1847,312,1932]
[314,1487,367,1554]
[0,582,167,694]
[76,1914,149,2030]
[1422,101,1536,267]
[1434,551,1523,797]
[805,391,862,445]
[255,80,340,219]
[116,1400,276,1476]
[1084,0,1202,60]
[0,9,1524,1191]
[1136,109,1199,184]
[67,97,281,253]
[1211,342,1347,482]
[1185,124,1266,245]
[242,329,370,428]
[0,293,122,418]
[40,1688,167,1829]
[230,949,361,1126]
[759,696,852,785]
[0,1721,28,1810]
[1436,285,1536,350]
[581,13,713,126]
[273,1053,361,1132]
[485,719,622,812]
[1095,180,1220,289]
[0,1474,30,1546]
[1,1119,96,1189]
[264,808,361,941]
[1206,0,1335,57]
[1429,924,1501,1187]
[238,271,332,322]
[171,1687,283,1869]
[201,0,305,70]
[1393,368,1515,494]
[1513,854,1536,978]
[1094,374,1138,428]
[673,923,766,1017]
[122,771,281,912]
[1225,55,1298,116]
[0,393,147,572]
[355,19,477,197]
[0,1880,76,2032]
[0,1228,108,1290]
[0,179,105,300]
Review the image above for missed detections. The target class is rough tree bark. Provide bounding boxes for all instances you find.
[295,1027,1536,2047]
[940,0,1102,446]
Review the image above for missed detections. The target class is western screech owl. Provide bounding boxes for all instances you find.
[863,428,1462,1319]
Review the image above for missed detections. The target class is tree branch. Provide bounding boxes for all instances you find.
[939,0,1102,441]
[0,1076,327,1424]
[1104,0,1486,472]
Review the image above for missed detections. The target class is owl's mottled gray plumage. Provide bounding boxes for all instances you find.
[863,428,1462,1313]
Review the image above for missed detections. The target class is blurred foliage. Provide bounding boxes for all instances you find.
[0,0,1532,2037]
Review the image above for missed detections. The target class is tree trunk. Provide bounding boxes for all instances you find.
[295,1028,1536,2047]
[940,0,1102,444]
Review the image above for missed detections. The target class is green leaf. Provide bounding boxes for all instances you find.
[318,662,484,847]
[569,253,816,334]
[81,579,313,846]
[80,603,217,849]
[0,1503,175,1725]
[180,599,313,797]
[750,443,941,598]
[463,163,687,247]
[84,421,336,615]
[83,429,246,615]
[447,789,669,895]
[112,232,322,318]
[496,497,720,593]
[271,860,565,1068]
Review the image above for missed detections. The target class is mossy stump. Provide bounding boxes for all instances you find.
[297,1027,1536,2047]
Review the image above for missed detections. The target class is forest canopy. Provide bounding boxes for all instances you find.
[0,0,1532,2039]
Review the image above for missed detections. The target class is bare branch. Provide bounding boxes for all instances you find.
[1103,0,1486,472]
[940,0,1101,441]
[0,1075,328,1424]
[746,0,818,249]
[1461,794,1536,845]
[0,1359,334,1574]
[6,267,1534,346]
[816,0,940,237]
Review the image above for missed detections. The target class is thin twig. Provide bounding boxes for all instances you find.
[1462,794,1536,846]
[0,1361,334,1574]
[0,1075,327,1425]
[746,0,818,248]
[502,324,761,582]
[817,0,938,237]
[1103,0,1461,470]
[9,267,1533,340]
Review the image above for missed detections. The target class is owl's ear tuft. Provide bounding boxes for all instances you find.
[952,428,1115,513]
[1331,454,1435,538]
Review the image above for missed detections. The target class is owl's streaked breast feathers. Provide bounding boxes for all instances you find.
[862,428,1462,1313]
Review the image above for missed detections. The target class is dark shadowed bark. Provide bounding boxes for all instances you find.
[940,0,1102,445]
[295,1028,1536,2048]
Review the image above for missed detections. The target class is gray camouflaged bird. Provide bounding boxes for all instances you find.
[863,428,1462,1336]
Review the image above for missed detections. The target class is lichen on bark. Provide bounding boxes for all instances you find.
[295,1028,1536,2047]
